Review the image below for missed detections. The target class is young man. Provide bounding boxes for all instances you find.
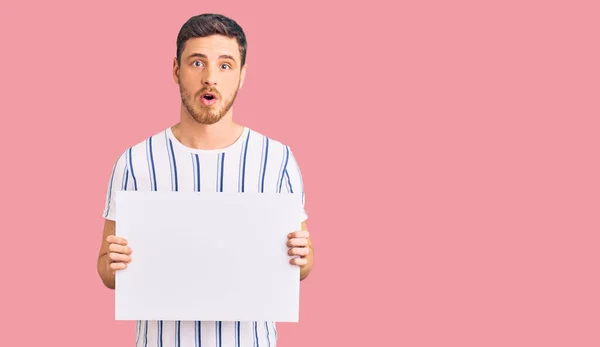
[96,13,314,347]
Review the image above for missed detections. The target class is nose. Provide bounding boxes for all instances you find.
[202,78,217,86]
[202,65,217,86]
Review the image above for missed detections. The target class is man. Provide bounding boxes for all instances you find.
[96,13,314,347]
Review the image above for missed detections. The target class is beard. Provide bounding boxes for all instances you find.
[180,83,239,125]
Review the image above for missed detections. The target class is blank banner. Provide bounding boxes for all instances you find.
[114,191,305,322]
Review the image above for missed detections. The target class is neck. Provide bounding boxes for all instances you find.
[172,109,244,150]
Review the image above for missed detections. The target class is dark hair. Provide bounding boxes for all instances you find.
[176,13,248,66]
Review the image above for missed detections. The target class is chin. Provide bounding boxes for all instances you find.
[191,111,224,125]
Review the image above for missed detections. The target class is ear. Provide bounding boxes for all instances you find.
[173,57,180,84]
[239,64,247,89]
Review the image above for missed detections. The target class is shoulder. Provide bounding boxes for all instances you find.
[110,128,169,163]
[245,127,304,174]
[133,128,168,151]
[246,127,294,154]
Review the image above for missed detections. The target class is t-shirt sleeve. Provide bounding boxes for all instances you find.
[102,151,128,221]
[284,146,308,222]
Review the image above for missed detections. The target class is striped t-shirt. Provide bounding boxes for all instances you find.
[102,125,307,347]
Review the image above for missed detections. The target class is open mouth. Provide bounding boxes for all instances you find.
[200,92,218,105]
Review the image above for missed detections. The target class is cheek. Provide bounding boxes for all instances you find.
[179,69,200,84]
[181,75,199,88]
[224,77,241,92]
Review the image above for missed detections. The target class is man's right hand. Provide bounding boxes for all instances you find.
[106,235,132,272]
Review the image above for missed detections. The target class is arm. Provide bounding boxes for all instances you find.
[97,219,132,289]
[283,147,313,280]
[98,151,131,289]
[97,219,117,289]
[299,220,314,281]
[288,220,314,281]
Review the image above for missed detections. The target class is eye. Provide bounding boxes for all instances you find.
[221,63,231,70]
[192,61,204,67]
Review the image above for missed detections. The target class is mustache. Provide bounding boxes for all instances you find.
[198,87,221,97]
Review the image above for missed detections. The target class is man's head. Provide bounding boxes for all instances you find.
[173,14,248,125]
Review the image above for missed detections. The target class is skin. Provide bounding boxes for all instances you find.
[97,34,314,289]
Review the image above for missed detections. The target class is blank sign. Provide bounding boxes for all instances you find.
[114,191,304,322]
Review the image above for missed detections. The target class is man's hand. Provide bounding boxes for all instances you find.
[287,230,310,266]
[106,235,133,273]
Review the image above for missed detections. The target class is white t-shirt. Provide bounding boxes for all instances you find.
[102,125,307,347]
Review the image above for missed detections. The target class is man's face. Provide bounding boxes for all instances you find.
[174,35,246,125]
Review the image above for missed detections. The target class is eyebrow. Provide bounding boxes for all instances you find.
[187,53,237,62]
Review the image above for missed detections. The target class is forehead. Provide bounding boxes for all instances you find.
[182,35,240,60]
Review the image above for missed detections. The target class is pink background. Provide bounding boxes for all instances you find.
[1,0,599,346]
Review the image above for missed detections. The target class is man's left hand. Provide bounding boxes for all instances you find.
[287,230,310,266]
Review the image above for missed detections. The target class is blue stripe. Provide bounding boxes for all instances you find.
[284,170,293,193]
[123,166,129,190]
[234,142,246,345]
[217,153,225,192]
[127,148,138,190]
[146,141,152,190]
[195,154,201,192]
[144,320,148,347]
[195,321,201,347]
[170,140,179,191]
[260,138,269,193]
[254,322,259,347]
[260,137,269,193]
[166,132,174,190]
[217,321,222,347]
[158,321,163,347]
[277,146,289,193]
[175,321,180,347]
[148,137,157,191]
[167,138,179,191]
[239,130,251,192]
[265,322,271,347]
[220,153,225,192]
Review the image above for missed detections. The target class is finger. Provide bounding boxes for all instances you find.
[109,252,132,263]
[290,257,308,266]
[109,262,128,270]
[108,244,132,255]
[108,243,131,254]
[106,235,128,245]
[288,230,309,239]
[288,247,310,256]
[287,238,308,247]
